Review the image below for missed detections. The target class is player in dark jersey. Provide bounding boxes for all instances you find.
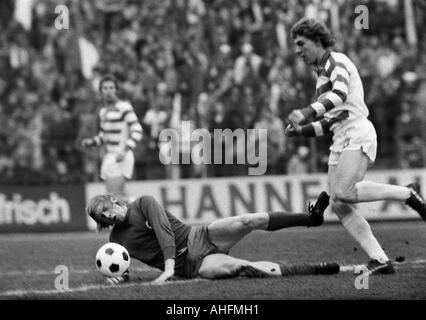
[86,191,339,284]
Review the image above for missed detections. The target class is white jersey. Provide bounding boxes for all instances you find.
[311,51,369,123]
[94,100,143,155]
[304,50,370,137]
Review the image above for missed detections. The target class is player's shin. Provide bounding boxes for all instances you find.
[341,211,389,263]
[236,262,282,277]
[237,261,340,278]
[278,261,340,276]
[266,212,312,230]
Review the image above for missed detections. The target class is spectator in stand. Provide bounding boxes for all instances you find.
[248,106,286,175]
[143,84,171,150]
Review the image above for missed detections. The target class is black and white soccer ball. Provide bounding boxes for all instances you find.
[95,242,130,277]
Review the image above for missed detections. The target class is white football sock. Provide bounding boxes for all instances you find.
[355,181,411,202]
[341,211,389,263]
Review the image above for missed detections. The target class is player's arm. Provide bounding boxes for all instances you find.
[152,259,175,284]
[141,196,176,283]
[289,57,350,124]
[85,128,104,145]
[123,104,143,152]
[82,129,104,148]
[285,118,331,138]
[82,110,105,148]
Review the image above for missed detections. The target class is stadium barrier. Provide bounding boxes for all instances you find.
[0,184,87,233]
[86,169,426,230]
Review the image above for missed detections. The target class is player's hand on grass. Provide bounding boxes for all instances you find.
[106,270,130,285]
[151,270,175,285]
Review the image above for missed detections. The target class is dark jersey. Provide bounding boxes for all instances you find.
[109,196,191,271]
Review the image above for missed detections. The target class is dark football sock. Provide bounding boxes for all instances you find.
[266,211,310,231]
[279,262,340,276]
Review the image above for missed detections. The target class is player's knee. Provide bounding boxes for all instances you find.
[333,188,357,204]
[330,200,354,220]
[198,256,238,279]
[234,215,261,231]
[197,267,217,279]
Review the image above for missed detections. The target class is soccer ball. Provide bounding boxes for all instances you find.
[95,242,130,277]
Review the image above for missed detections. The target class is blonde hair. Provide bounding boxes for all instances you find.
[86,194,127,231]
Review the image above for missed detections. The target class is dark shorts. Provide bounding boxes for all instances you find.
[181,225,220,279]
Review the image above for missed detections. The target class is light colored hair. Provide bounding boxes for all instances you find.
[86,194,127,231]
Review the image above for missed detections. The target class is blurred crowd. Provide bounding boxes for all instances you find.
[0,0,425,185]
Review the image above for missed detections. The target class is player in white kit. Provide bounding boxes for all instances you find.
[286,18,426,275]
[82,75,143,199]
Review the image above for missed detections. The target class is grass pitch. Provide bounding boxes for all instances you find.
[1,221,425,300]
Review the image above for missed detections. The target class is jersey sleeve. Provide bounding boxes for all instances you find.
[300,118,331,137]
[140,196,176,261]
[300,110,350,137]
[122,103,143,151]
[93,109,105,146]
[309,54,350,117]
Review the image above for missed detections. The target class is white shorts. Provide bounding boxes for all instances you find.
[328,118,377,166]
[100,150,135,180]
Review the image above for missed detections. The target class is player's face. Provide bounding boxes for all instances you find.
[100,202,128,227]
[101,81,118,102]
[293,36,320,66]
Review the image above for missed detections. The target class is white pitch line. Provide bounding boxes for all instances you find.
[1,259,426,298]
[0,278,210,297]
[338,259,426,273]
[0,266,153,277]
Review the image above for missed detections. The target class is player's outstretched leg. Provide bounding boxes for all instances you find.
[405,182,426,221]
[207,191,330,253]
[354,180,426,222]
[198,254,340,279]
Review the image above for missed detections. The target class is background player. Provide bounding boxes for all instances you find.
[285,18,426,275]
[86,191,338,284]
[82,75,143,200]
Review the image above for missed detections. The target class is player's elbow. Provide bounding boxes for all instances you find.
[332,89,347,102]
